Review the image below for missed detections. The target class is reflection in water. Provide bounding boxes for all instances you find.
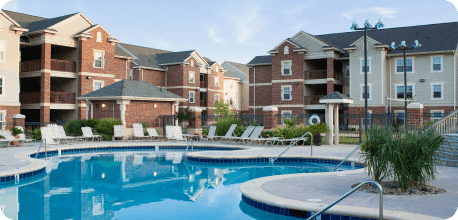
[0,152,352,220]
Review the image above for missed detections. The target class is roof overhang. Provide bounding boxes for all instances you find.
[319,99,353,104]
[322,46,344,54]
[133,66,166,71]
[77,96,187,102]
[349,36,382,47]
[386,50,455,57]
[26,29,58,36]
[114,55,135,60]
[247,63,272,67]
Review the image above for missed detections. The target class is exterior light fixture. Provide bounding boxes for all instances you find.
[86,76,92,79]
[154,104,157,108]
[102,103,106,108]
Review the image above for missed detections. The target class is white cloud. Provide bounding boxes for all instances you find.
[228,4,266,43]
[2,0,19,11]
[342,7,397,20]
[207,27,225,44]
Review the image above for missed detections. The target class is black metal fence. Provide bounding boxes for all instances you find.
[200,115,264,127]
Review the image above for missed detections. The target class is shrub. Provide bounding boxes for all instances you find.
[282,116,297,128]
[31,128,41,141]
[234,125,247,137]
[10,127,23,135]
[215,117,242,136]
[273,124,311,145]
[65,119,100,135]
[361,127,443,192]
[94,118,123,140]
[261,131,273,138]
[202,127,209,136]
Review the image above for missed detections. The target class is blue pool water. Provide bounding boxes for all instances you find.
[0,151,358,220]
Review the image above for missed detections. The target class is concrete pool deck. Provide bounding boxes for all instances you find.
[0,141,457,219]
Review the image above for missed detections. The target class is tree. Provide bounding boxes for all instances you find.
[213,100,233,116]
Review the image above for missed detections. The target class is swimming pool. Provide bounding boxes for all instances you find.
[0,150,360,220]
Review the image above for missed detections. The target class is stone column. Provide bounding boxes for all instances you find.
[325,104,334,145]
[407,103,424,128]
[334,105,339,145]
[116,100,130,127]
[326,58,334,95]
[262,106,278,129]
[40,43,52,123]
[188,107,202,136]
[13,114,26,130]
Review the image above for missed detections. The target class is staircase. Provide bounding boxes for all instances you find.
[429,109,458,167]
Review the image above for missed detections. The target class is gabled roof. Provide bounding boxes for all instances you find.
[207,61,216,66]
[224,71,239,79]
[25,13,78,32]
[157,50,196,65]
[118,43,171,69]
[1,10,47,27]
[247,55,272,66]
[319,91,353,104]
[79,80,186,101]
[203,57,213,63]
[223,61,249,75]
[115,45,135,59]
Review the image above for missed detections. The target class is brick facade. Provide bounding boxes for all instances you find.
[0,106,20,130]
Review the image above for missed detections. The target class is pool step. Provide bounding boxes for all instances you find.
[440,134,458,167]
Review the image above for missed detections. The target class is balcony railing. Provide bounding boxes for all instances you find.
[200,100,207,107]
[20,92,75,104]
[20,59,76,73]
[304,70,343,81]
[304,95,325,105]
[200,81,208,88]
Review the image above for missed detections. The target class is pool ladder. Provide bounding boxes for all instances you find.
[34,139,47,160]
[306,180,383,220]
[184,139,194,160]
[270,132,312,164]
[332,142,363,172]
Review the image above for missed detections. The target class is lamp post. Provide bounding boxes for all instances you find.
[350,19,385,133]
[388,40,422,126]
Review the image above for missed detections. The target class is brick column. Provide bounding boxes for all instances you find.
[41,43,51,123]
[262,106,278,129]
[407,103,424,127]
[188,107,202,137]
[326,58,334,95]
[13,114,26,130]
[77,37,87,120]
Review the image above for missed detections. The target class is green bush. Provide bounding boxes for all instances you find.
[10,127,23,135]
[234,125,247,137]
[273,124,311,145]
[94,118,123,140]
[202,127,209,136]
[215,117,242,136]
[31,128,41,141]
[65,119,101,135]
[261,131,273,138]
[361,127,443,192]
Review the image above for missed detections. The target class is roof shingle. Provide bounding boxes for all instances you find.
[247,55,272,65]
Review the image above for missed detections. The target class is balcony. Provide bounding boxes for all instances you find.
[200,81,208,88]
[20,59,76,73]
[304,70,343,81]
[21,92,76,104]
[304,95,325,105]
[200,100,207,107]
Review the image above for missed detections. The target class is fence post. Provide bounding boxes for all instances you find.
[13,114,26,130]
[262,106,278,129]
[359,114,362,143]
[188,107,202,137]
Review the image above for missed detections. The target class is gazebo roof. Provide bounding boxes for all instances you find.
[319,91,353,104]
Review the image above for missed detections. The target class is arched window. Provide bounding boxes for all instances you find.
[96,32,102,42]
[284,46,289,55]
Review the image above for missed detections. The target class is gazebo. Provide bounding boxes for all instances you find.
[319,92,353,145]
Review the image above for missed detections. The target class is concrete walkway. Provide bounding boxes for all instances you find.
[1,141,457,219]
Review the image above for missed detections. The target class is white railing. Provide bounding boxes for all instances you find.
[429,109,458,135]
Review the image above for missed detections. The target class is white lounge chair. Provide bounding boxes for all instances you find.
[229,126,255,143]
[218,124,238,142]
[46,124,70,144]
[201,126,217,142]
[59,125,84,144]
[133,123,149,141]
[172,126,187,141]
[239,126,265,144]
[40,127,56,145]
[146,128,161,141]
[113,125,126,141]
[18,134,35,146]
[0,131,24,147]
[81,127,101,142]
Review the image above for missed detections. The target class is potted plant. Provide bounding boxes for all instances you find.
[10,127,23,145]
[309,122,330,146]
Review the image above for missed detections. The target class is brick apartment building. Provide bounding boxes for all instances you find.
[248,23,458,125]
[0,10,232,126]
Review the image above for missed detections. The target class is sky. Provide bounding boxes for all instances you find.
[2,0,458,64]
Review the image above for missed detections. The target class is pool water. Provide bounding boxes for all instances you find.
[0,152,357,220]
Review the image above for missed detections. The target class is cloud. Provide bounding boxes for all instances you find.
[228,4,266,43]
[342,7,397,20]
[207,27,225,44]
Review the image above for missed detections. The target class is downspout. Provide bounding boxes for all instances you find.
[85,99,90,119]
[142,68,144,81]
[113,100,115,118]
[389,56,392,113]
[253,66,256,115]
[164,65,168,90]
[125,60,128,79]
[454,51,456,110]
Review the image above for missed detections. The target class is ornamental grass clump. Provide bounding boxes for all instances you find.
[361,127,443,192]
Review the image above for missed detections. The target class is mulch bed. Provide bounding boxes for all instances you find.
[351,181,446,195]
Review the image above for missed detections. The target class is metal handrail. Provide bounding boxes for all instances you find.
[270,132,312,164]
[185,139,194,156]
[306,180,383,220]
[34,139,47,160]
[332,142,363,172]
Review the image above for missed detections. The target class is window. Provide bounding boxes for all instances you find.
[189,71,195,83]
[431,110,444,121]
[0,111,4,130]
[284,46,289,55]
[216,66,218,72]
[96,32,102,42]
[190,60,194,67]
[360,84,372,100]
[281,110,292,125]
[0,77,3,95]
[396,58,413,73]
[215,76,219,87]
[394,110,405,126]
[130,69,133,80]
[432,56,442,72]
[396,85,413,99]
[362,110,372,126]
[281,61,292,75]
[93,80,104,91]
[282,85,292,101]
[0,41,5,62]
[360,58,371,73]
[215,94,219,102]
[431,83,443,99]
[189,91,195,103]
[94,51,104,68]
